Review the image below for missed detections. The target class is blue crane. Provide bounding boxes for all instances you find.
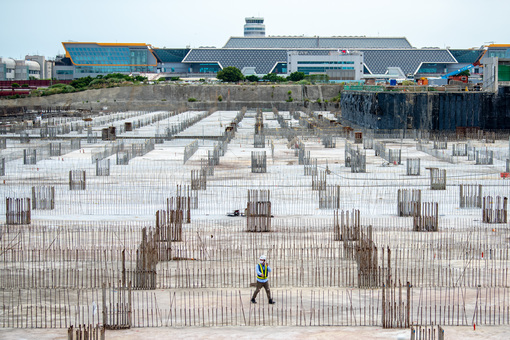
[440,49,487,79]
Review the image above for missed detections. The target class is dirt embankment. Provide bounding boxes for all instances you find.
[0,84,343,113]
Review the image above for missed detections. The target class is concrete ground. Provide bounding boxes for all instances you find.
[1,109,510,338]
[2,325,510,340]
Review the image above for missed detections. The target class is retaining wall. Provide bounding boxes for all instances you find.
[341,87,510,130]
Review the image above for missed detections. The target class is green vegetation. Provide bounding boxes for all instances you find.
[11,83,20,88]
[330,91,342,103]
[296,79,311,85]
[246,75,260,82]
[288,71,305,82]
[305,74,330,83]
[70,76,94,90]
[30,83,76,96]
[262,73,286,83]
[457,70,471,77]
[25,73,150,98]
[88,78,121,89]
[188,97,197,102]
[216,66,245,82]
[170,77,180,81]
[217,95,223,102]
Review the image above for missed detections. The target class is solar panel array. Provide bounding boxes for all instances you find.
[223,36,413,49]
[184,48,457,76]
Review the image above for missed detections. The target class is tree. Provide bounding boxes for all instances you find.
[457,70,471,77]
[262,73,286,83]
[246,75,260,82]
[134,75,147,82]
[288,71,305,82]
[70,76,94,90]
[216,66,244,82]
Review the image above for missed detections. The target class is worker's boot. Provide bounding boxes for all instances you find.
[251,298,256,304]
[268,298,275,304]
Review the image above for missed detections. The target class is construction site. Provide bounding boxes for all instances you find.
[0,105,509,339]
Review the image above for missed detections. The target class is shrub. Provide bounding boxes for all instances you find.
[246,75,259,82]
[30,89,42,97]
[262,73,285,83]
[71,76,94,89]
[188,97,197,102]
[330,91,342,103]
[59,85,75,93]
[49,83,68,88]
[216,66,244,82]
[218,95,223,102]
[297,80,311,85]
[288,71,305,82]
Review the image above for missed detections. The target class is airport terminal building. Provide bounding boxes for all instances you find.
[9,17,503,82]
[53,36,476,82]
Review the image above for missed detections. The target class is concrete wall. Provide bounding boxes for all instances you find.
[341,89,510,130]
[0,84,343,114]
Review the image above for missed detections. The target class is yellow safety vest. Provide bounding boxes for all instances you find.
[257,263,268,280]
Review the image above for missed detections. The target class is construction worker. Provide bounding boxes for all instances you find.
[251,255,275,304]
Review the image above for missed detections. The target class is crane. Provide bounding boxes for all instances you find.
[441,49,487,79]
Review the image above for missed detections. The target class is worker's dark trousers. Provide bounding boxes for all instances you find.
[252,281,271,300]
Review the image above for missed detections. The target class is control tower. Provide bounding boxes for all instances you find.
[244,17,265,37]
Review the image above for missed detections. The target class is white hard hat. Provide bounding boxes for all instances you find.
[259,255,266,261]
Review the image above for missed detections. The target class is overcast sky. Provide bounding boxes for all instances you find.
[1,0,508,59]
